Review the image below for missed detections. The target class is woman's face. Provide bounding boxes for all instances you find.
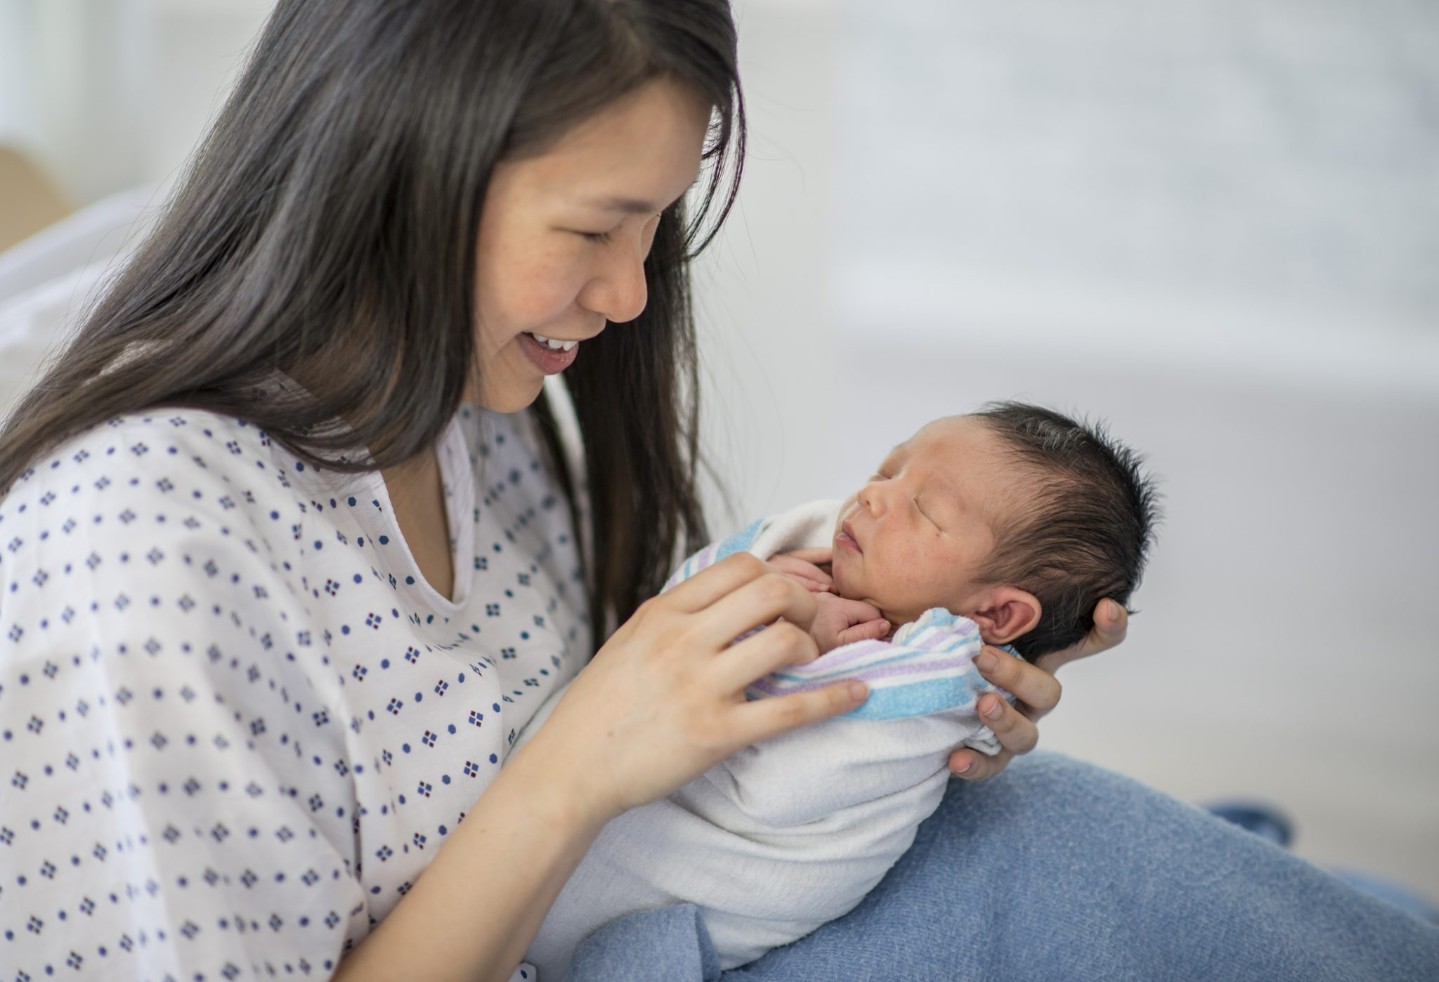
[468,77,712,411]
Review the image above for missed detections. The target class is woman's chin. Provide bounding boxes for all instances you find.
[470,378,546,414]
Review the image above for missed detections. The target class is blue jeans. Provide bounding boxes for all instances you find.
[570,752,1439,981]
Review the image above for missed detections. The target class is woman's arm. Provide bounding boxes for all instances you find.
[947,599,1129,780]
[332,741,604,982]
[1,423,864,982]
[335,553,869,982]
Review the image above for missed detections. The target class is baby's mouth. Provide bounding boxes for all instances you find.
[835,519,861,554]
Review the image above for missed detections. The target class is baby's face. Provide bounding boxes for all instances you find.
[830,416,1026,626]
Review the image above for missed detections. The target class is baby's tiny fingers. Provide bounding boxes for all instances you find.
[777,547,832,566]
[767,554,834,593]
[837,619,889,646]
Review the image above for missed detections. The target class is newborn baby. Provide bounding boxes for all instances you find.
[518,402,1158,979]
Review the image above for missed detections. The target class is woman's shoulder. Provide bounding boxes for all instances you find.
[10,407,268,479]
[0,409,353,580]
[4,408,325,511]
[0,407,362,667]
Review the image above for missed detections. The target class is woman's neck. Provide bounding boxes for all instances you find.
[382,449,455,601]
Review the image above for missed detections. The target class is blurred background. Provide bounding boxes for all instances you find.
[2,0,1436,901]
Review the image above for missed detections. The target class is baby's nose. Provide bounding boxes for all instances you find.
[859,481,887,514]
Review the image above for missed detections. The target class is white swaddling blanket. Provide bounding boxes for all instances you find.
[518,499,1009,980]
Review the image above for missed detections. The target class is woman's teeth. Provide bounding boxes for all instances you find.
[528,332,578,352]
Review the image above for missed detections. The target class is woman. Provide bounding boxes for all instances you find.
[0,2,1433,980]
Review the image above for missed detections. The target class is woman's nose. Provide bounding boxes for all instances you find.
[580,241,649,324]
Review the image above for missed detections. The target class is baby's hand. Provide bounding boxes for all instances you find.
[768,549,834,594]
[810,593,889,653]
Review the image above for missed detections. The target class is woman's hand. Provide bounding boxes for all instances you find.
[947,599,1129,780]
[348,554,865,982]
[515,553,869,823]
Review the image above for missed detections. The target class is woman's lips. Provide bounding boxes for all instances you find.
[519,331,581,374]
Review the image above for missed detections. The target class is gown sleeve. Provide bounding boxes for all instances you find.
[1,422,368,979]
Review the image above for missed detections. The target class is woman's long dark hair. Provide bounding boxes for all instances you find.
[0,0,744,649]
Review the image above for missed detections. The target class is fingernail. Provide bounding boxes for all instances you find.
[848,681,869,703]
[976,650,996,672]
[952,757,973,775]
[983,699,1003,721]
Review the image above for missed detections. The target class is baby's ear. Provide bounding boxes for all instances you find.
[968,587,1041,645]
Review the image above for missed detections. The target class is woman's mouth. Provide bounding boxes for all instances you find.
[520,331,581,373]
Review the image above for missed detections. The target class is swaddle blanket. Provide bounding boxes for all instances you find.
[520,499,1008,980]
[667,499,1009,727]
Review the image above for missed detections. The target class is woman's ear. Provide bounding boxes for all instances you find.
[968,586,1041,645]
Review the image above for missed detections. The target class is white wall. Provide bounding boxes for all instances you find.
[702,0,1439,900]
[0,0,273,204]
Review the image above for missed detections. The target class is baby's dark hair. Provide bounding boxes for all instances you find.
[970,401,1160,661]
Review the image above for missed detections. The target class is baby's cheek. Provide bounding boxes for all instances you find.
[887,548,940,605]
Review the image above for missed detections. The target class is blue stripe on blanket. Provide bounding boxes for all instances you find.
[714,518,765,561]
[672,517,1020,724]
[839,674,987,721]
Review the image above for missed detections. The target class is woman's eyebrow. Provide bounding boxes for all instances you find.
[580,194,662,214]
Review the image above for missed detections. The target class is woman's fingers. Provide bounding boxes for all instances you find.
[948,746,1013,781]
[691,563,819,646]
[661,553,820,633]
[977,690,1041,752]
[949,600,1127,782]
[1035,599,1130,674]
[660,552,775,613]
[712,619,819,692]
[975,647,1062,721]
[947,670,1041,780]
[946,647,1054,780]
[1079,598,1129,658]
[732,679,868,745]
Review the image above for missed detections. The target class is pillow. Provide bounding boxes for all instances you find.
[0,259,117,421]
[0,184,160,422]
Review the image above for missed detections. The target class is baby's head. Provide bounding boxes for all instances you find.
[830,402,1158,664]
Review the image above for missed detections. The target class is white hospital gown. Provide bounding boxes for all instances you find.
[0,405,586,980]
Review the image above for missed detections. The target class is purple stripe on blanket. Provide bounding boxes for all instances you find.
[775,644,978,681]
[804,626,981,669]
[779,659,978,687]
[799,639,890,667]
[746,676,832,697]
[795,630,969,672]
[757,655,982,693]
